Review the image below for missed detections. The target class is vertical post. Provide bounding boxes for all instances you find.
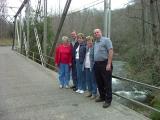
[104,0,111,38]
[108,0,111,38]
[32,52,35,61]
[104,0,108,37]
[43,0,47,66]
[19,13,22,53]
[12,17,16,50]
[16,19,20,51]
[26,1,30,55]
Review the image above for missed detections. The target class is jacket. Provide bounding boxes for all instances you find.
[73,42,86,64]
[55,43,72,65]
[82,46,95,71]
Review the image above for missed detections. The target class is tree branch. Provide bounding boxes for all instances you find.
[125,13,155,26]
[155,0,160,28]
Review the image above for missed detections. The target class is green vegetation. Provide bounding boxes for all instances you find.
[110,1,160,119]
[150,94,160,120]
[0,39,12,46]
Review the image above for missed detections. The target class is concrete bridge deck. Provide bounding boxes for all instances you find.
[0,47,150,120]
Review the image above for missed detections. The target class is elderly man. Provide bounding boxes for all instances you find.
[70,31,79,91]
[93,28,113,108]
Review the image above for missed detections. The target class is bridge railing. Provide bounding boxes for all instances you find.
[112,75,160,113]
[27,50,57,70]
[14,48,160,114]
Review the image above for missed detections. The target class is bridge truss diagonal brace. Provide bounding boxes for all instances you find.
[15,19,21,49]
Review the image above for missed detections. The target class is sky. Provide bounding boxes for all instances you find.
[6,0,129,20]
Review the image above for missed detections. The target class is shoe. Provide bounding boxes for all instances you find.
[73,88,77,91]
[103,102,111,108]
[79,90,84,94]
[59,85,63,89]
[90,95,97,100]
[95,97,105,102]
[85,92,92,97]
[70,85,76,89]
[76,89,80,93]
[65,85,69,89]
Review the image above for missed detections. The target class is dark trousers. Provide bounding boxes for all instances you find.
[72,62,77,88]
[94,60,113,103]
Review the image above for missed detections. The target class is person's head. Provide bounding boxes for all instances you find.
[70,31,77,40]
[93,28,102,40]
[62,36,69,45]
[86,36,94,48]
[77,33,85,44]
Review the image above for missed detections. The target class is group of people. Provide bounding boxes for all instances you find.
[55,28,113,108]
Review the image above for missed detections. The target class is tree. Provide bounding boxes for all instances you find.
[0,0,13,40]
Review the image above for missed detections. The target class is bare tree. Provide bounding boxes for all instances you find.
[150,0,159,52]
[0,0,8,39]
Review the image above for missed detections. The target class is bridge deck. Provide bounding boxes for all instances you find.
[0,47,150,120]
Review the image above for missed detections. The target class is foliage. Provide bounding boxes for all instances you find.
[150,95,160,120]
[110,1,160,87]
[47,16,55,55]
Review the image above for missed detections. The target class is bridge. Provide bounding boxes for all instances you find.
[1,0,160,119]
[0,46,151,120]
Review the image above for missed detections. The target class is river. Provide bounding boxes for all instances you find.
[112,61,149,103]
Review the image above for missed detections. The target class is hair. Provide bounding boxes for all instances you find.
[77,33,85,39]
[71,30,76,33]
[93,28,102,33]
[62,36,69,42]
[86,36,94,42]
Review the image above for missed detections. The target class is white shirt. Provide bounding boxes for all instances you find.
[76,45,80,59]
[85,49,91,68]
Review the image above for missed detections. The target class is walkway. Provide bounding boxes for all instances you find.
[0,47,150,120]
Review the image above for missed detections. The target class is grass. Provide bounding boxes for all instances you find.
[0,39,12,46]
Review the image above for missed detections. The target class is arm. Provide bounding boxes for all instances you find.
[69,45,72,66]
[106,48,113,71]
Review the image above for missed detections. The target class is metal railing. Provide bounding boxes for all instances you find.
[112,92,160,113]
[112,75,160,91]
[112,77,160,113]
[15,48,56,70]
[14,48,160,114]
[27,50,56,70]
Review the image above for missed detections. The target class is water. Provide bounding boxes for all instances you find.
[112,78,148,102]
[112,61,148,102]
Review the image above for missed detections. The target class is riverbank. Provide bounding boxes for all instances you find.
[123,62,160,119]
[150,92,160,120]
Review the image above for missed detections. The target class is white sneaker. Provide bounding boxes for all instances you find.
[76,89,80,93]
[79,90,84,94]
[65,85,69,89]
[59,85,63,89]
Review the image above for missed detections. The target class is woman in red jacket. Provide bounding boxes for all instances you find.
[55,36,72,88]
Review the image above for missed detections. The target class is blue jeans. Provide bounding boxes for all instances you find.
[85,68,97,95]
[76,60,86,90]
[59,63,70,87]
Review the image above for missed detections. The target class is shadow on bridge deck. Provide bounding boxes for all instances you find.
[0,47,150,120]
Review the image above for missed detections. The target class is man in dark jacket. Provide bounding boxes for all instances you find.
[70,31,78,91]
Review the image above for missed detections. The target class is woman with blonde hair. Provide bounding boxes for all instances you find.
[83,36,97,99]
[74,33,86,94]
